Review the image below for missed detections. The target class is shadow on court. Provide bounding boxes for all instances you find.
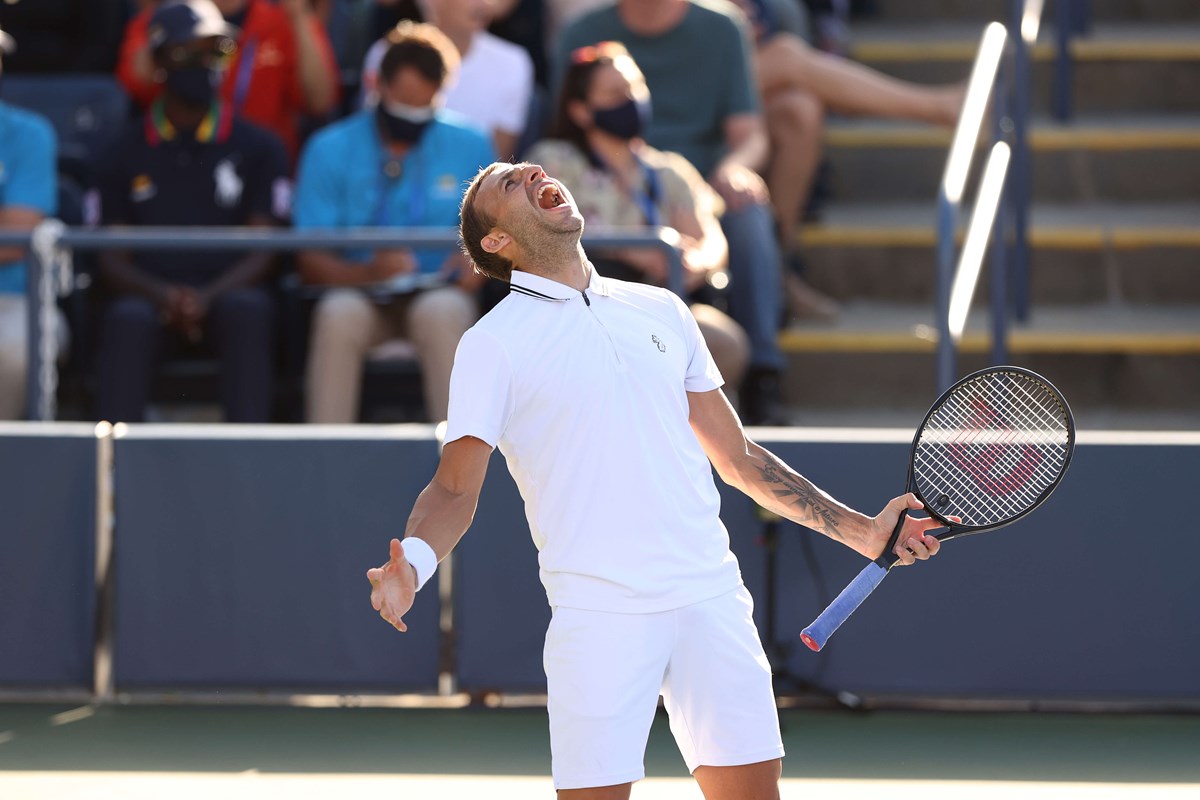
[1,704,1199,784]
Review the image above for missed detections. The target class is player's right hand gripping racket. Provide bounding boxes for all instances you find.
[800,366,1075,652]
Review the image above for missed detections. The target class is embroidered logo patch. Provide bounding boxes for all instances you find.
[651,334,666,353]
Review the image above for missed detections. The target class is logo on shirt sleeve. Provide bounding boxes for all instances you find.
[651,334,666,353]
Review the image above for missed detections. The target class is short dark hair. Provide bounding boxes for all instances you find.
[459,163,513,282]
[379,21,460,89]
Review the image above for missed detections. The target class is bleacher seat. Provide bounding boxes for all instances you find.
[0,74,130,183]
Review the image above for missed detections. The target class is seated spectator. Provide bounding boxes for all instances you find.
[117,0,340,163]
[732,0,963,308]
[0,0,125,74]
[360,0,534,161]
[0,27,67,420]
[526,42,749,390]
[292,22,494,423]
[94,0,290,423]
[556,0,787,424]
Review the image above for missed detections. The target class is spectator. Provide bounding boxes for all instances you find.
[556,0,787,424]
[94,0,290,423]
[0,27,66,420]
[0,0,125,74]
[361,0,534,161]
[292,21,494,423]
[526,42,749,390]
[117,0,340,163]
[732,0,962,305]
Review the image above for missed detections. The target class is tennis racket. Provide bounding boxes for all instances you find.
[800,366,1075,652]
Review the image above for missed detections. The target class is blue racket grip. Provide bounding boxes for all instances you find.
[801,562,888,652]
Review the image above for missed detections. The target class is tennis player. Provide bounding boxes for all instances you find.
[367,161,944,799]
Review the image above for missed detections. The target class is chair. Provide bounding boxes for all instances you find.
[0,74,131,184]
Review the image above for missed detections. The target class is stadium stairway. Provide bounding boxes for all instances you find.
[783,0,1200,429]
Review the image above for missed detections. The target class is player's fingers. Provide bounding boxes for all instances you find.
[902,492,923,510]
[389,537,403,564]
[923,533,941,556]
[905,536,932,560]
[370,587,381,612]
[893,540,916,565]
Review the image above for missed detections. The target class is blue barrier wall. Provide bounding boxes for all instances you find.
[4,425,1197,702]
[0,424,96,689]
[111,425,441,692]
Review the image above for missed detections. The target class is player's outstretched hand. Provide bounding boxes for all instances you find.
[868,493,946,566]
[367,538,417,632]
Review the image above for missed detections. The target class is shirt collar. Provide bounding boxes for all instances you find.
[509,263,610,302]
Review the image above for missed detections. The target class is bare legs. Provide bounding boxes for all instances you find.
[557,758,783,799]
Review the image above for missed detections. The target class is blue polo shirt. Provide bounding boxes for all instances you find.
[0,102,57,295]
[292,108,495,275]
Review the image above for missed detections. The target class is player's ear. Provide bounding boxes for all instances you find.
[481,229,510,255]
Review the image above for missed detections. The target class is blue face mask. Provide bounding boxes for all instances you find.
[590,97,651,140]
[377,101,435,145]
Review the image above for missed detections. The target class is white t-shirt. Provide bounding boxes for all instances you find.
[444,267,743,613]
[362,31,534,138]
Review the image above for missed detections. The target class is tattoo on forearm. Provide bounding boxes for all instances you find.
[756,462,845,542]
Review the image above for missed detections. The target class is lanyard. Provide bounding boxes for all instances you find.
[590,149,662,227]
[232,40,258,113]
[371,152,426,227]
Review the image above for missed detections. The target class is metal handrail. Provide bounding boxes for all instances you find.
[10,225,685,421]
[935,21,1010,391]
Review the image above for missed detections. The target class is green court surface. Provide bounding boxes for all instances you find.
[1,704,1198,798]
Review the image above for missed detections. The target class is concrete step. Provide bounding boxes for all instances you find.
[776,302,1200,415]
[822,116,1200,204]
[865,0,1199,24]
[850,23,1200,115]
[797,202,1200,305]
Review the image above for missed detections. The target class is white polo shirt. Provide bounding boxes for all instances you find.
[444,267,743,613]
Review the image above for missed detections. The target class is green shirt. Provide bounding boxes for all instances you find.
[555,0,760,178]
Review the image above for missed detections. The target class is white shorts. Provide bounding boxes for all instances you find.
[543,584,784,790]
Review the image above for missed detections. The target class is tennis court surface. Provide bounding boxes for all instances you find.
[1,704,1197,798]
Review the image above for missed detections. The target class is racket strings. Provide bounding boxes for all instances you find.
[914,372,1070,527]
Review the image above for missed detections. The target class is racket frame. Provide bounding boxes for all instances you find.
[801,366,1075,652]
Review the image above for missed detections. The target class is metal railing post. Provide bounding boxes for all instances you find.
[1012,1,1034,321]
[991,37,1012,366]
[935,194,957,392]
[24,231,44,421]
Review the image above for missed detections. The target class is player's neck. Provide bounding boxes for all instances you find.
[517,241,591,291]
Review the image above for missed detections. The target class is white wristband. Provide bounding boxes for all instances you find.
[401,537,438,592]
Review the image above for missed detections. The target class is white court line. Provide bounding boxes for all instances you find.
[0,773,1196,800]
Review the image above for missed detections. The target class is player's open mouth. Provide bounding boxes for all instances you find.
[536,182,567,211]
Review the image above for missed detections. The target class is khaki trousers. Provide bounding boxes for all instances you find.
[304,286,477,423]
[0,294,67,420]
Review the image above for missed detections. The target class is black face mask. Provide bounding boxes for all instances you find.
[166,66,220,108]
[376,102,434,145]
[591,97,650,141]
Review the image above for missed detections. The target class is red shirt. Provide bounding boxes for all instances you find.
[116,0,338,162]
